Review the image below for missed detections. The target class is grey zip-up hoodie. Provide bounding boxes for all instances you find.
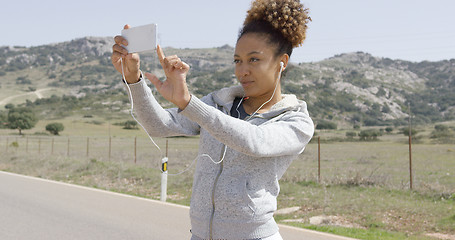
[127,79,314,240]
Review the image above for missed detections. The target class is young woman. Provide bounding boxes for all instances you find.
[111,0,313,239]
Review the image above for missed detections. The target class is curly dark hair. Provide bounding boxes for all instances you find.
[239,0,311,57]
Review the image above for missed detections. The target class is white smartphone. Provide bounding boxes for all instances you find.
[121,24,157,53]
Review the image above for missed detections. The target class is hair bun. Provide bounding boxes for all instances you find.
[244,0,311,48]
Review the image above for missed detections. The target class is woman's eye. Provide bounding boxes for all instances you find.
[249,58,259,62]
[233,59,241,64]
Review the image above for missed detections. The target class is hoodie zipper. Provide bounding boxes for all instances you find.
[209,144,226,239]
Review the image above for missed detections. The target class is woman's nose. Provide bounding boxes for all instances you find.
[236,64,250,78]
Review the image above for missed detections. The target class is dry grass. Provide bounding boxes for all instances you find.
[0,122,454,239]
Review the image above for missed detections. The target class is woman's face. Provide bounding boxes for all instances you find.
[234,33,283,98]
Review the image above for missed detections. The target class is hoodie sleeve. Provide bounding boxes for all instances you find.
[125,79,201,137]
[180,95,314,158]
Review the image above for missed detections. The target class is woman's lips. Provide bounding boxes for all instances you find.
[241,80,254,87]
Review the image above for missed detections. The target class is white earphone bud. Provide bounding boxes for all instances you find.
[279,61,285,74]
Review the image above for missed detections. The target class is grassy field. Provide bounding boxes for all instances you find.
[0,119,454,240]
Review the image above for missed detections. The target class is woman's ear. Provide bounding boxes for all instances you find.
[280,54,290,70]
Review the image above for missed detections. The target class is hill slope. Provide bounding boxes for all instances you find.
[0,37,454,126]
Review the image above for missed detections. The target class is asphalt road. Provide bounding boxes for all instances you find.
[0,171,357,240]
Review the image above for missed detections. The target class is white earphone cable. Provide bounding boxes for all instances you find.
[120,58,162,153]
[244,62,284,121]
[120,58,216,175]
[120,59,284,172]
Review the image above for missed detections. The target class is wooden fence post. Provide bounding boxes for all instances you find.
[134,137,137,164]
[109,137,112,161]
[67,137,70,157]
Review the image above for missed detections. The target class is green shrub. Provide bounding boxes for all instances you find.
[358,129,381,141]
[400,127,418,137]
[316,120,337,130]
[123,120,138,130]
[434,124,449,132]
[430,124,454,143]
[10,141,19,148]
[45,122,64,135]
[16,76,31,84]
[346,131,357,139]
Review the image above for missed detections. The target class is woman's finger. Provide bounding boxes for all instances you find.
[114,24,131,46]
[157,44,166,65]
[156,45,188,71]
[112,44,128,56]
[114,35,128,46]
[176,61,189,70]
[172,60,187,70]
[167,57,181,65]
[167,56,186,67]
[111,51,122,62]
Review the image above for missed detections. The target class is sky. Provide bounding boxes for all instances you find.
[1,0,455,63]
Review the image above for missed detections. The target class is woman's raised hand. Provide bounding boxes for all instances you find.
[145,45,191,110]
[112,25,191,109]
[111,25,141,83]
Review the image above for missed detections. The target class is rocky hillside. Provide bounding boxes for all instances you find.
[0,37,454,127]
[298,53,455,125]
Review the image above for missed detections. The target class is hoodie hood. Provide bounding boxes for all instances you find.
[211,85,307,119]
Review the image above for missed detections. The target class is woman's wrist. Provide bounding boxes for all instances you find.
[177,94,192,110]
[125,71,142,84]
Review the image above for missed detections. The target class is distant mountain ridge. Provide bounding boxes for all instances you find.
[0,37,454,126]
